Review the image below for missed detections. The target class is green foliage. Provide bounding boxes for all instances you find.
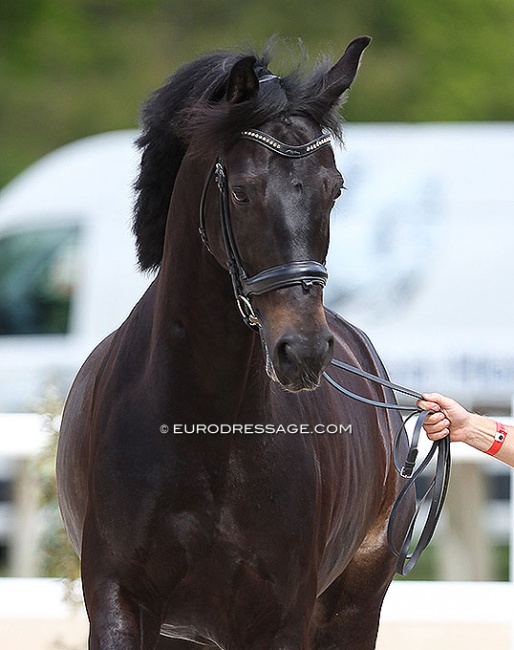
[1,0,513,189]
[33,388,80,583]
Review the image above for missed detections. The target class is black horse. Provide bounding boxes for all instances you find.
[57,37,410,650]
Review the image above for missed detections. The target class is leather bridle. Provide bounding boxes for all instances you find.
[198,126,450,575]
[199,128,332,329]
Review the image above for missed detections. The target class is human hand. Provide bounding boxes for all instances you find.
[416,392,472,443]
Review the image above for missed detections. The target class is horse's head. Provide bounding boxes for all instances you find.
[198,38,370,392]
[216,121,338,392]
[135,37,371,392]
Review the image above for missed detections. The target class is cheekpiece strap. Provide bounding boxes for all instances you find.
[240,129,332,158]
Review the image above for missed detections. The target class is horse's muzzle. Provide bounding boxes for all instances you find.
[271,329,334,391]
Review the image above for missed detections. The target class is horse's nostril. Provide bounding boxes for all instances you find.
[276,340,297,374]
[325,334,335,363]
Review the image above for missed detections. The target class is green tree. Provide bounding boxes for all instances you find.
[0,0,513,189]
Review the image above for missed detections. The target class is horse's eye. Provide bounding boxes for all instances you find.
[231,189,249,204]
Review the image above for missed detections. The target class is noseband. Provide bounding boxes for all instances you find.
[199,129,332,329]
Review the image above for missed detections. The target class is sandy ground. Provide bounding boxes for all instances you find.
[1,579,512,649]
[0,617,511,650]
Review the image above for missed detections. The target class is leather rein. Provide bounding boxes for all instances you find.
[324,359,451,575]
[198,127,451,576]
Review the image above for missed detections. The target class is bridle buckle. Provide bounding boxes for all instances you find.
[214,162,226,192]
[236,295,261,330]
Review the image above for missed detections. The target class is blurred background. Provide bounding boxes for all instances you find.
[2,0,514,189]
[1,1,514,647]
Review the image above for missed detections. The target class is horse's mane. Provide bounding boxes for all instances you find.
[133,45,344,272]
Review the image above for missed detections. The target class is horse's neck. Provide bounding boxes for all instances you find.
[151,161,269,419]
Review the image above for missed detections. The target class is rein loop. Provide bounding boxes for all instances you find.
[323,360,451,576]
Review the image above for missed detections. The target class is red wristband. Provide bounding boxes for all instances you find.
[485,422,508,456]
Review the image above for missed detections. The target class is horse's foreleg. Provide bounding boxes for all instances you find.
[312,536,396,650]
[83,576,162,650]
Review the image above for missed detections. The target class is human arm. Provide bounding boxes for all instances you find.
[416,392,514,468]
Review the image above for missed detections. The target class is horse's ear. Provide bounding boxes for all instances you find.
[226,56,259,104]
[321,36,371,106]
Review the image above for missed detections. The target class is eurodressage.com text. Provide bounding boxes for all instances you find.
[160,423,353,435]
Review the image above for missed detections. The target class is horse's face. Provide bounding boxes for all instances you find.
[201,38,370,391]
[220,119,341,391]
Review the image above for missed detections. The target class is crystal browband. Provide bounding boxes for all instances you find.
[240,129,332,158]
